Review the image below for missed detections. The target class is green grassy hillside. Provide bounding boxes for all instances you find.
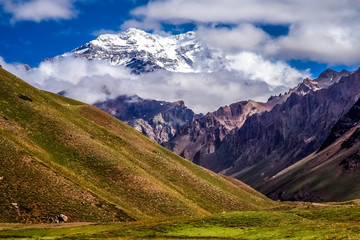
[0,68,274,223]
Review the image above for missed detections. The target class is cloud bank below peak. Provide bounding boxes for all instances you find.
[0,53,309,113]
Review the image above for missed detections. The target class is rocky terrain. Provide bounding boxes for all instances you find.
[259,95,360,202]
[94,95,201,143]
[163,100,275,170]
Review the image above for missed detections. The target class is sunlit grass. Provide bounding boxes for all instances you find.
[1,204,360,239]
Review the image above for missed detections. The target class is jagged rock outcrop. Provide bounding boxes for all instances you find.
[94,95,201,143]
[164,100,277,170]
[50,214,68,223]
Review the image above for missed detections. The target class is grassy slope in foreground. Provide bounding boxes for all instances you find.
[1,201,360,239]
[0,68,273,223]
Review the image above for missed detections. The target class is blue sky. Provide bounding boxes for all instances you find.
[0,0,359,77]
[1,0,360,112]
[0,0,149,67]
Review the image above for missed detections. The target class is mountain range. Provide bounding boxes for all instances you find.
[2,50,360,240]
[162,68,360,202]
[52,28,360,202]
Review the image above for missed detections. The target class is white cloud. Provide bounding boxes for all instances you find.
[132,0,359,25]
[92,19,162,37]
[264,22,360,65]
[120,19,162,32]
[0,0,79,23]
[0,55,309,113]
[226,52,308,89]
[91,28,120,37]
[196,24,269,53]
[130,0,360,65]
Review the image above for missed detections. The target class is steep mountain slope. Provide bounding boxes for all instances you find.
[0,68,273,223]
[217,69,356,186]
[164,100,276,170]
[94,95,201,143]
[260,98,360,202]
[219,69,357,187]
[165,69,352,176]
[60,28,226,74]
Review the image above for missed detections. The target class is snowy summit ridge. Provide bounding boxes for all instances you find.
[63,28,226,74]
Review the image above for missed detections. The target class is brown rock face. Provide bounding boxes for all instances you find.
[259,94,360,202]
[164,100,276,171]
[319,98,360,151]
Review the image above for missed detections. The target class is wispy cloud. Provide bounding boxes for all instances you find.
[132,0,358,26]
[121,18,162,32]
[91,28,120,37]
[196,24,270,53]
[0,55,309,113]
[0,0,79,23]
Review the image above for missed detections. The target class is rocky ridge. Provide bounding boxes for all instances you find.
[94,95,202,143]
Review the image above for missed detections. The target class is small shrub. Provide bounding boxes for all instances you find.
[18,94,33,102]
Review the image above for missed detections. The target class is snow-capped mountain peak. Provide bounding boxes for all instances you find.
[65,28,225,74]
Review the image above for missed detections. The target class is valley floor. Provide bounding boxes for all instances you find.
[1,201,360,240]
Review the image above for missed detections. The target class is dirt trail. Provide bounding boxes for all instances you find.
[311,203,329,206]
[0,222,95,230]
